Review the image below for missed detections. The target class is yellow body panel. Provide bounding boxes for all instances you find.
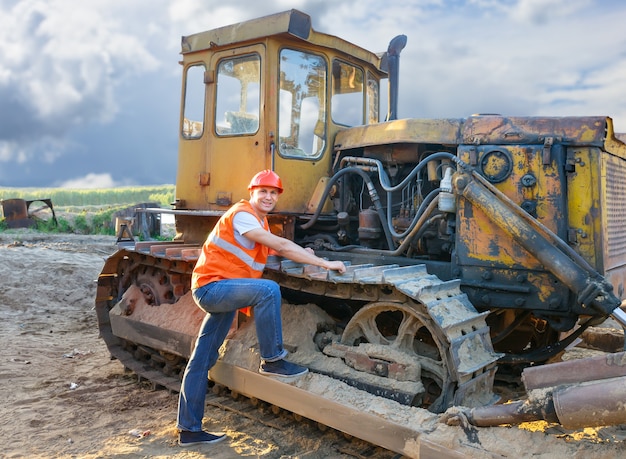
[174,11,384,214]
[457,145,564,269]
[566,148,600,268]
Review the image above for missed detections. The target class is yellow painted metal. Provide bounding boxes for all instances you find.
[174,59,208,210]
[335,118,462,151]
[175,11,385,214]
[306,177,334,214]
[566,117,626,299]
[566,147,600,269]
[263,37,332,213]
[181,10,311,53]
[457,145,563,270]
[604,117,626,159]
[181,10,384,72]
[175,44,267,210]
[450,116,626,307]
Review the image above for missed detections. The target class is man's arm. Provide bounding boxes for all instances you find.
[245,228,346,273]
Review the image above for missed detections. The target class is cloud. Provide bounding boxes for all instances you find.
[56,172,131,189]
[0,0,165,161]
[0,140,27,163]
[536,58,626,125]
[1,0,625,187]
[506,0,592,24]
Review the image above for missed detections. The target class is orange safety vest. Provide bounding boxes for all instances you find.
[191,200,269,290]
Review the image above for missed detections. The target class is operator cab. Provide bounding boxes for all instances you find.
[174,10,388,219]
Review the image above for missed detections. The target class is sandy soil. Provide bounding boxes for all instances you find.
[1,231,625,459]
[0,232,340,459]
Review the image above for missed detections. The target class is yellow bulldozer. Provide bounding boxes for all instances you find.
[95,10,626,457]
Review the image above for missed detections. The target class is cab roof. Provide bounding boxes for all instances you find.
[181,9,386,76]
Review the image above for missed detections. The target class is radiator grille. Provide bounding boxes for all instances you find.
[604,153,626,267]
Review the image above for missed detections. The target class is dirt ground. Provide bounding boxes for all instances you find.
[1,231,626,459]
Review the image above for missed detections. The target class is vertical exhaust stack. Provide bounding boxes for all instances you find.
[385,35,407,121]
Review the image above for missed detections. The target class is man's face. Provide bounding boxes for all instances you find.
[249,186,280,215]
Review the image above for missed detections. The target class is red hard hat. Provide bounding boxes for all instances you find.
[248,170,283,194]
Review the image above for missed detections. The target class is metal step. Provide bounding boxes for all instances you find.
[209,360,472,459]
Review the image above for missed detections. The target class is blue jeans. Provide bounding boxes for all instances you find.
[176,278,287,432]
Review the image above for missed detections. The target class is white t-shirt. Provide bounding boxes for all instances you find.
[232,211,262,249]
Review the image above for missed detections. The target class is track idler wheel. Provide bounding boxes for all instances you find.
[333,301,453,410]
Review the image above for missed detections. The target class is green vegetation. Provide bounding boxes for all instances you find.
[0,185,175,236]
[0,185,175,207]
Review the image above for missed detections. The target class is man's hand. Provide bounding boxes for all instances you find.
[326,260,347,274]
[246,228,347,274]
[304,247,346,273]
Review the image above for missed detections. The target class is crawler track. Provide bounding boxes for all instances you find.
[266,259,501,410]
[206,386,406,458]
[95,241,502,458]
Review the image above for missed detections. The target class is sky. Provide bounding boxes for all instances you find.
[0,0,625,189]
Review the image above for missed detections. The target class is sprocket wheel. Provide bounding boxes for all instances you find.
[136,267,174,306]
[340,301,454,411]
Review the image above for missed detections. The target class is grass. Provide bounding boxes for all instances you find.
[0,185,175,207]
[0,185,175,236]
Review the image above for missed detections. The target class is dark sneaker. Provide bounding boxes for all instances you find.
[259,359,308,380]
[178,430,227,446]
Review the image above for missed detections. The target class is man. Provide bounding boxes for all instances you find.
[177,170,346,446]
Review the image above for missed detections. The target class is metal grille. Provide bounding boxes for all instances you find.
[604,153,626,267]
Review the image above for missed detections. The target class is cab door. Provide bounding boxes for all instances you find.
[272,47,331,213]
[197,45,268,208]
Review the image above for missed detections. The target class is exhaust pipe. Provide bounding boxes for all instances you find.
[384,35,407,121]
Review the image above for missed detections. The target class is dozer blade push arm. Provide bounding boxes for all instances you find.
[452,169,626,327]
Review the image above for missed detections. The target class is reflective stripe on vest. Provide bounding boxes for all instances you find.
[208,232,266,273]
[191,200,269,289]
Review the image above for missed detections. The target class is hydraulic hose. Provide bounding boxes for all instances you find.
[298,167,395,250]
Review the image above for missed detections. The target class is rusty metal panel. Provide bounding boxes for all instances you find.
[456,144,565,269]
[334,118,463,151]
[462,115,608,146]
[180,10,384,73]
[566,147,601,269]
[455,140,583,313]
[1,198,35,228]
[1,198,28,220]
[604,117,626,160]
[182,10,311,53]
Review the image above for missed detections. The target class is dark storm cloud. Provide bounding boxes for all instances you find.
[0,0,167,186]
[0,90,41,141]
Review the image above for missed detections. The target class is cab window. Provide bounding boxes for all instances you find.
[182,64,206,139]
[278,48,327,159]
[215,54,261,136]
[331,60,364,126]
[366,71,380,124]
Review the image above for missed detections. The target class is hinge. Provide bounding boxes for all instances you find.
[565,149,577,173]
[568,228,578,244]
[199,172,210,186]
[542,137,553,165]
[469,146,477,166]
[568,228,588,244]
